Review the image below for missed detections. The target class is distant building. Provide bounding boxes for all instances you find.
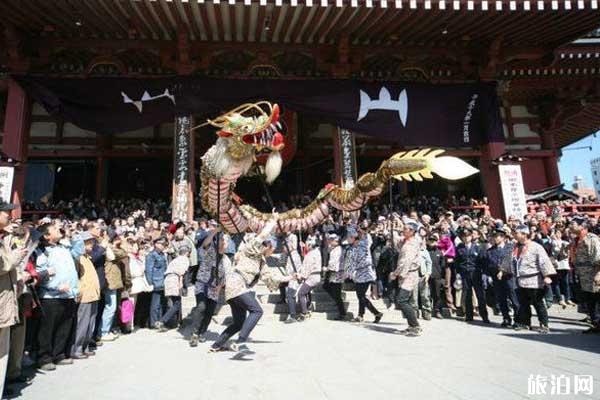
[592,158,600,199]
[573,175,597,201]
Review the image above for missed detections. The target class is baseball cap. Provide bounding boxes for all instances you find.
[515,224,530,235]
[78,231,94,241]
[404,219,420,231]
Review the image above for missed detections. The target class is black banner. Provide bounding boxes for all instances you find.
[14,76,504,146]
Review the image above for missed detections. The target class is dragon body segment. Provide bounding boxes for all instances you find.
[197,102,478,234]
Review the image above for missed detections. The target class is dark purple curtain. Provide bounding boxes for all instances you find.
[14,76,503,146]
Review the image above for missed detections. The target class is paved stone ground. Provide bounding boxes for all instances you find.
[12,306,600,400]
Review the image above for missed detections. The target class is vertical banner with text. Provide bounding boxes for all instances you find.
[338,128,358,189]
[0,167,15,204]
[499,164,528,220]
[172,116,194,222]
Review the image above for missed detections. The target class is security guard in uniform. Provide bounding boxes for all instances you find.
[455,227,490,323]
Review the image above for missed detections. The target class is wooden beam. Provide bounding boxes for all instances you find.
[119,0,154,39]
[0,1,46,31]
[268,4,282,43]
[314,4,342,44]
[95,0,131,38]
[326,6,360,43]
[56,0,99,38]
[288,5,311,44]
[391,10,434,45]
[229,1,238,42]
[194,0,213,41]
[362,7,402,44]
[304,6,329,43]
[413,7,457,45]
[143,0,171,40]
[254,3,266,43]
[350,7,386,44]
[211,1,225,42]
[180,2,201,40]
[158,0,179,33]
[279,4,298,43]
[32,0,79,37]
[77,0,121,38]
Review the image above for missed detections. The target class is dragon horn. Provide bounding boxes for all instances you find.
[192,101,273,131]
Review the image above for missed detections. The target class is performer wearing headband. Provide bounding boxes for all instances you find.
[390,220,422,336]
[210,215,290,353]
[500,225,556,333]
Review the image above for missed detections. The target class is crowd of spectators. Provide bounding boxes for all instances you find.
[1,191,598,396]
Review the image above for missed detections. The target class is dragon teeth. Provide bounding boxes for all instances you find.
[276,122,282,130]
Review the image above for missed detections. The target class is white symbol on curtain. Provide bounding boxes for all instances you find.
[121,89,176,113]
[358,87,408,127]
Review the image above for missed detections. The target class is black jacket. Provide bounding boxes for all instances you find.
[428,248,446,279]
[455,242,485,273]
[376,245,398,280]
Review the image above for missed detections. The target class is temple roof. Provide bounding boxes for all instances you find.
[2,1,600,148]
[1,0,599,47]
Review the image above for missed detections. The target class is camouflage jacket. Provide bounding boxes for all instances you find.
[573,233,600,293]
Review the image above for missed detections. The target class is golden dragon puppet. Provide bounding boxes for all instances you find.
[197,101,478,234]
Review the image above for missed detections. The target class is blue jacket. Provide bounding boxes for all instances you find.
[145,250,167,291]
[35,244,80,299]
[455,242,484,273]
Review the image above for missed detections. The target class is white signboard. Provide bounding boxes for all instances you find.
[0,167,14,204]
[499,164,527,220]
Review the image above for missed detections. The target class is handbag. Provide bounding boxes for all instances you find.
[120,298,134,324]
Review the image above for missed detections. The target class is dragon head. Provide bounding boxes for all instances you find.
[204,101,285,183]
[209,102,284,159]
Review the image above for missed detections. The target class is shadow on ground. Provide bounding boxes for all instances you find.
[500,332,600,354]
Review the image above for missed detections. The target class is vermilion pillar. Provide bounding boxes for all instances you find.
[541,131,561,187]
[480,142,506,218]
[1,79,31,218]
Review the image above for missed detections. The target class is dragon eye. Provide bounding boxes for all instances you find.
[242,124,254,134]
